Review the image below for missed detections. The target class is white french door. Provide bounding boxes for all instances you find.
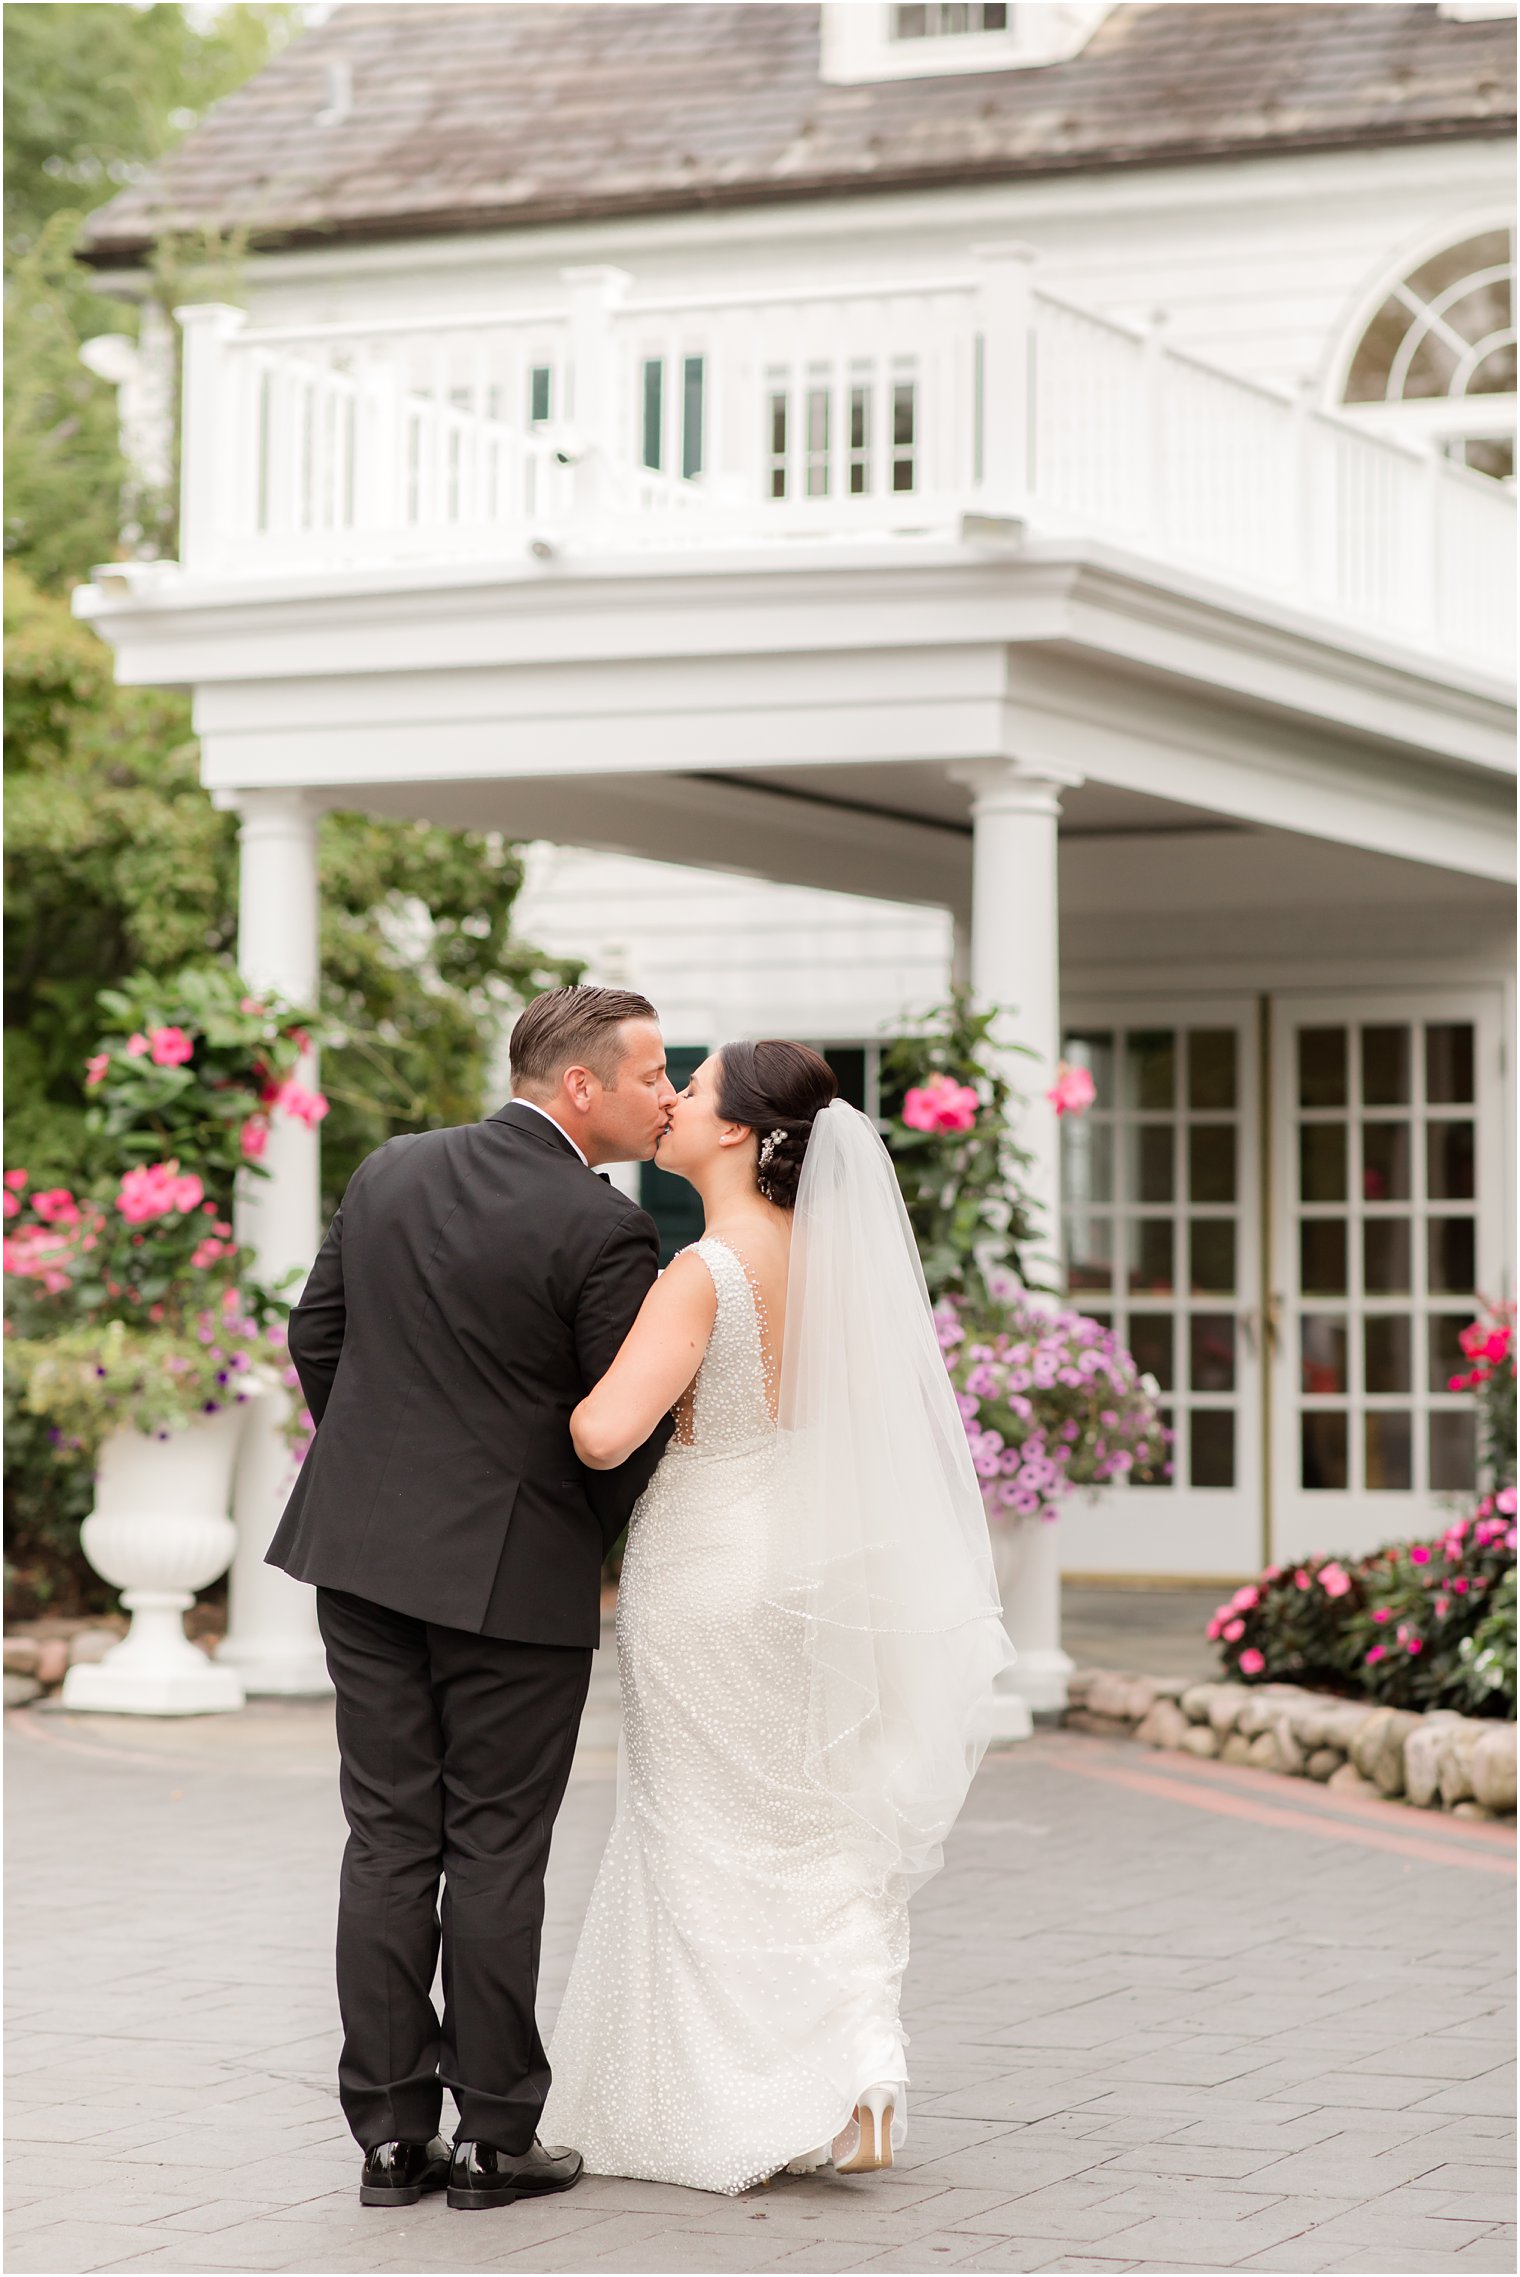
[1056,999,1263,1578]
[1270,990,1507,1563]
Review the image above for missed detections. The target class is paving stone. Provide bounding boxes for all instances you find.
[7,1699,1514,2276]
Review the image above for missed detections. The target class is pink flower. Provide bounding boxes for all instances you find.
[1406,1636,1424,1655]
[31,1189,80,1226]
[115,1160,202,1225]
[240,1117,270,1161]
[1221,1618,1246,1642]
[1046,1061,1097,1118]
[239,996,265,1015]
[125,1033,149,1057]
[902,1073,979,1136]
[1237,1647,1265,1676]
[1452,1577,1470,1595]
[3,1170,28,1192]
[148,1026,194,1067]
[84,1052,110,1089]
[1497,1487,1517,1516]
[2,1193,17,1219]
[1409,1544,1431,1566]
[1365,1644,1387,1665]
[1434,1596,1450,1616]
[1372,1606,1392,1624]
[1318,1562,1352,1599]
[1293,1569,1311,1590]
[276,1080,329,1129]
[1230,1585,1260,1611]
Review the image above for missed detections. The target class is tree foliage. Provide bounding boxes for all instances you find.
[5,569,581,1209]
[3,2,298,588]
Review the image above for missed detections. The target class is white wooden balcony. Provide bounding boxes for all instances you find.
[176,249,1515,678]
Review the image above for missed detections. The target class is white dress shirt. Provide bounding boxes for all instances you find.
[509,1096,589,1167]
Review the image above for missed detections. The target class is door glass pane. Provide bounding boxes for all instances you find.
[1428,1218,1476,1294]
[1365,1412,1413,1491]
[1429,1313,1471,1395]
[1130,1218,1174,1294]
[1300,1124,1346,1202]
[1066,1217,1113,1291]
[1301,1220,1347,1295]
[1127,1312,1173,1392]
[1190,1314,1236,1393]
[1191,1411,1235,1489]
[1363,1219,1411,1294]
[1298,1027,1347,1108]
[1189,1220,1235,1294]
[1361,1122,1410,1202]
[1127,1031,1176,1112]
[1364,1316,1412,1395]
[1427,1121,1475,1200]
[1430,1410,1477,1492]
[1289,1001,1486,1510]
[1130,1125,1174,1204]
[1064,1030,1114,1104]
[1362,1026,1411,1106]
[1189,1125,1235,1204]
[1302,1412,1348,1489]
[1426,1023,1475,1104]
[1062,1118,1113,1205]
[1188,1029,1237,1111]
[1301,1315,1348,1395]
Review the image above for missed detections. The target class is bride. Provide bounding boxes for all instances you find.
[540,1040,1014,2196]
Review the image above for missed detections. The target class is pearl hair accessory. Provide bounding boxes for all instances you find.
[757,1128,788,1173]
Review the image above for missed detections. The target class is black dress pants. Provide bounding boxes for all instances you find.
[315,1586,592,2153]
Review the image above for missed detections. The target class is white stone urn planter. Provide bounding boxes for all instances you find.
[986,1511,1076,1740]
[61,1407,248,1716]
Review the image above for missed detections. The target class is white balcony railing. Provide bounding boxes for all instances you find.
[175,250,1515,676]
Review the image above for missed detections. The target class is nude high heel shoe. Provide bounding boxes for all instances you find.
[833,2082,895,2174]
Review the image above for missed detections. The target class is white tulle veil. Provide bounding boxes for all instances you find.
[771,1099,1017,1904]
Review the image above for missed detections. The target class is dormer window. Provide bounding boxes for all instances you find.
[820,1,1111,82]
[891,4,1009,38]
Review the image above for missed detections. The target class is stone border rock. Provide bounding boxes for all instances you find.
[1066,1670,1516,1818]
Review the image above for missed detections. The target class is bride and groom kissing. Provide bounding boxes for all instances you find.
[267,984,1013,2210]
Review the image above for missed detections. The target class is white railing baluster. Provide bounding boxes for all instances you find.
[174,274,1513,672]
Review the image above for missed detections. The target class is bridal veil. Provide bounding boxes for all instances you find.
[773,1099,1018,1907]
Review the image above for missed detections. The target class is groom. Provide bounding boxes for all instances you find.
[268,986,676,2210]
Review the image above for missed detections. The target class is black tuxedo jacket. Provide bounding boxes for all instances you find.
[266,1102,671,1647]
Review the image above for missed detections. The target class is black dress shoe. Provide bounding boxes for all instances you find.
[447,2136,584,2210]
[359,2135,451,2207]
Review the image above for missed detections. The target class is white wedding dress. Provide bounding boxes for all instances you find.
[541,1236,908,2195]
[542,1106,1015,2197]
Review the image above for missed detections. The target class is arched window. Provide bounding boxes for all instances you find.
[1338,225,1516,481]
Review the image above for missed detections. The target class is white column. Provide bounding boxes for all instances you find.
[217,789,332,1696]
[952,758,1082,1724]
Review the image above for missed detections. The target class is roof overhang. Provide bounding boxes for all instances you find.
[75,531,1516,888]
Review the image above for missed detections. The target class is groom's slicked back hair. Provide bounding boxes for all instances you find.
[510,984,659,1092]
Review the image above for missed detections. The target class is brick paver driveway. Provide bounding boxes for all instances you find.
[5,1690,1514,2276]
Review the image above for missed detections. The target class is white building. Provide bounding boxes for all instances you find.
[74,1,1516,1707]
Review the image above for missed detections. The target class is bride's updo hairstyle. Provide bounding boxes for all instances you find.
[716,1041,837,1209]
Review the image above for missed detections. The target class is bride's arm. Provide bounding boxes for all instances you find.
[572,1250,717,1470]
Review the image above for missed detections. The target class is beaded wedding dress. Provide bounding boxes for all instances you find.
[541,1108,1015,2197]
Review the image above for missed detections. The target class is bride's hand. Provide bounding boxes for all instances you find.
[571,1251,717,1469]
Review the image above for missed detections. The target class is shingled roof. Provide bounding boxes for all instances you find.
[79,2,1516,265]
